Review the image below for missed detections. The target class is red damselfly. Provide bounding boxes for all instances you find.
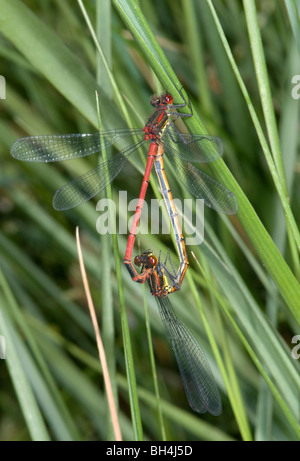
[11,90,237,282]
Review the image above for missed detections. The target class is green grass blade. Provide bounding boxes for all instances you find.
[285,0,300,53]
[0,269,50,441]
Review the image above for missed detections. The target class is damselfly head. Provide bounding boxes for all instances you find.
[150,92,173,108]
[134,251,157,269]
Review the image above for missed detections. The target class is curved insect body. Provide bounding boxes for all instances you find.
[10,91,237,284]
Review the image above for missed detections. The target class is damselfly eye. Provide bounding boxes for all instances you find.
[164,94,173,104]
[134,256,141,266]
[148,255,157,266]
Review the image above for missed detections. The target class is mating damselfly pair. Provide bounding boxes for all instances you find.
[11,90,237,415]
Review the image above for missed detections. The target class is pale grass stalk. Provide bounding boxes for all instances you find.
[76,227,122,441]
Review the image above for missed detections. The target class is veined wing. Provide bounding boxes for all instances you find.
[163,127,223,163]
[156,295,222,416]
[53,139,144,210]
[10,129,143,162]
[165,151,238,215]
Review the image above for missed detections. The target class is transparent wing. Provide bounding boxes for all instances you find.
[156,295,222,416]
[53,139,144,210]
[164,151,238,215]
[10,129,143,162]
[163,127,223,163]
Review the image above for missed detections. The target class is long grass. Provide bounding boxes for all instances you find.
[0,0,299,441]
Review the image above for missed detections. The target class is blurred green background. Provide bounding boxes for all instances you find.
[0,0,299,441]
